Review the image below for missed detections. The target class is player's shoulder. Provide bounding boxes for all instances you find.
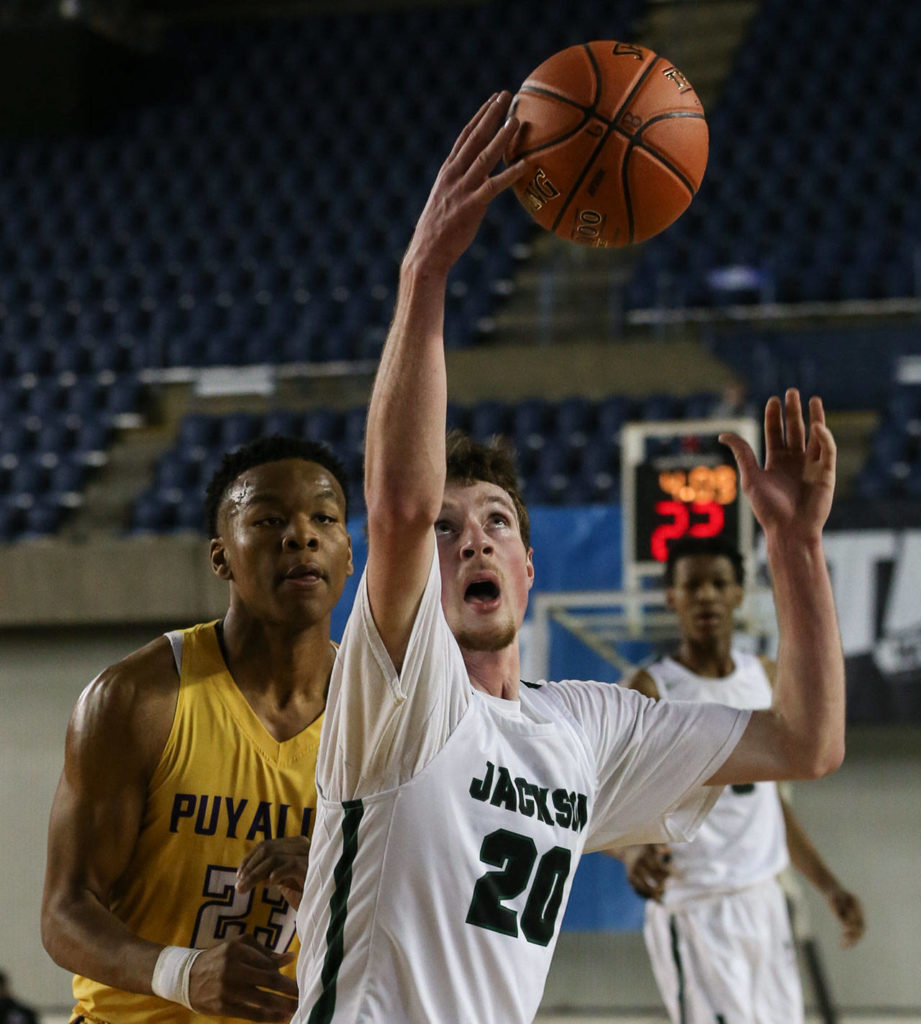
[67,634,180,770]
[527,677,645,722]
[73,634,179,728]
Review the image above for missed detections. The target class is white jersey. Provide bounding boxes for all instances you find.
[645,653,789,904]
[294,554,749,1024]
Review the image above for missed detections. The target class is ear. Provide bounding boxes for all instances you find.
[525,546,535,591]
[664,586,677,611]
[210,538,233,581]
[345,535,354,578]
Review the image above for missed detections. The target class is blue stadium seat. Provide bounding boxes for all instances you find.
[22,501,63,538]
[177,414,220,453]
[469,401,511,441]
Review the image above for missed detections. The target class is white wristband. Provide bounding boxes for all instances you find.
[151,945,204,1011]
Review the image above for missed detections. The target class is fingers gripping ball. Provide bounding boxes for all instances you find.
[506,41,708,247]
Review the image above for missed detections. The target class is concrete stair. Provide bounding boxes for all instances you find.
[63,425,175,539]
[643,0,760,113]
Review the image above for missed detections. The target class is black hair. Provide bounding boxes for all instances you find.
[445,429,530,549]
[664,536,745,586]
[204,434,349,536]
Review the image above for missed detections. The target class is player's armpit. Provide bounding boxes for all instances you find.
[622,669,660,700]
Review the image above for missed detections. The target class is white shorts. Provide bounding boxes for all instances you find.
[643,877,803,1024]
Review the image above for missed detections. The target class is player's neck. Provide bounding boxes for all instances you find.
[218,611,334,701]
[674,637,735,679]
[463,645,522,701]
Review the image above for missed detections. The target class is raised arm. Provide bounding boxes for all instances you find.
[363,92,526,668]
[708,390,845,784]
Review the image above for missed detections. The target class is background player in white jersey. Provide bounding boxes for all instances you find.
[292,92,846,1024]
[618,535,865,1024]
[42,435,353,1023]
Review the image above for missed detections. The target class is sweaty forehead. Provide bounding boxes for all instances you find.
[222,459,344,517]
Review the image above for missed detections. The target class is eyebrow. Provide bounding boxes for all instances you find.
[236,487,343,509]
[440,493,517,517]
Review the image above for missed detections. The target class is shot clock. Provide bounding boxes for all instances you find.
[620,417,759,590]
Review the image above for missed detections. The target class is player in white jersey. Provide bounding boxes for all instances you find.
[619,536,865,1024]
[293,92,846,1024]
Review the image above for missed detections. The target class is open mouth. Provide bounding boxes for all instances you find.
[465,579,500,604]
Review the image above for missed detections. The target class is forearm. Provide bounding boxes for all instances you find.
[782,798,841,894]
[767,531,845,777]
[42,889,162,994]
[364,258,448,526]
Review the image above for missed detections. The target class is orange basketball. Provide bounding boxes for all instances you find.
[506,41,708,247]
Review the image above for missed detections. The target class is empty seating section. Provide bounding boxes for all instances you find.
[628,0,920,310]
[0,375,144,540]
[856,382,921,499]
[707,327,921,413]
[1,0,916,535]
[0,0,640,374]
[130,392,719,533]
[0,1,644,535]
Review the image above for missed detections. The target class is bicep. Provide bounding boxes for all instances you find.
[705,708,792,785]
[366,524,435,671]
[44,668,171,914]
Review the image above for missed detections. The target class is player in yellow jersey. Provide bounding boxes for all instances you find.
[41,434,354,1024]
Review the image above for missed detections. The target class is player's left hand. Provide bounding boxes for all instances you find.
[235,836,310,909]
[719,390,836,544]
[827,885,866,948]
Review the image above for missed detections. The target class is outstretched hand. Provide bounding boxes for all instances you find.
[719,390,836,542]
[404,91,528,278]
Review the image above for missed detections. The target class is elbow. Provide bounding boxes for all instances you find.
[797,738,845,780]
[40,904,65,967]
[41,889,78,971]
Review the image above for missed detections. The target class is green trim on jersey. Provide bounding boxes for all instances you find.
[308,799,365,1024]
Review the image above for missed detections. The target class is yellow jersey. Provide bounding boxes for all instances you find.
[72,621,322,1024]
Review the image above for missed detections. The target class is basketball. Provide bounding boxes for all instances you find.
[506,41,708,247]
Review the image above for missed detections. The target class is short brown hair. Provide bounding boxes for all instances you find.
[445,429,530,548]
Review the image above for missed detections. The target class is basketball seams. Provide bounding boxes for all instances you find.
[608,54,662,131]
[513,43,608,161]
[611,110,705,143]
[621,142,635,244]
[631,145,697,197]
[513,90,594,162]
[582,41,603,111]
[629,112,707,197]
[551,54,662,238]
[510,41,708,246]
